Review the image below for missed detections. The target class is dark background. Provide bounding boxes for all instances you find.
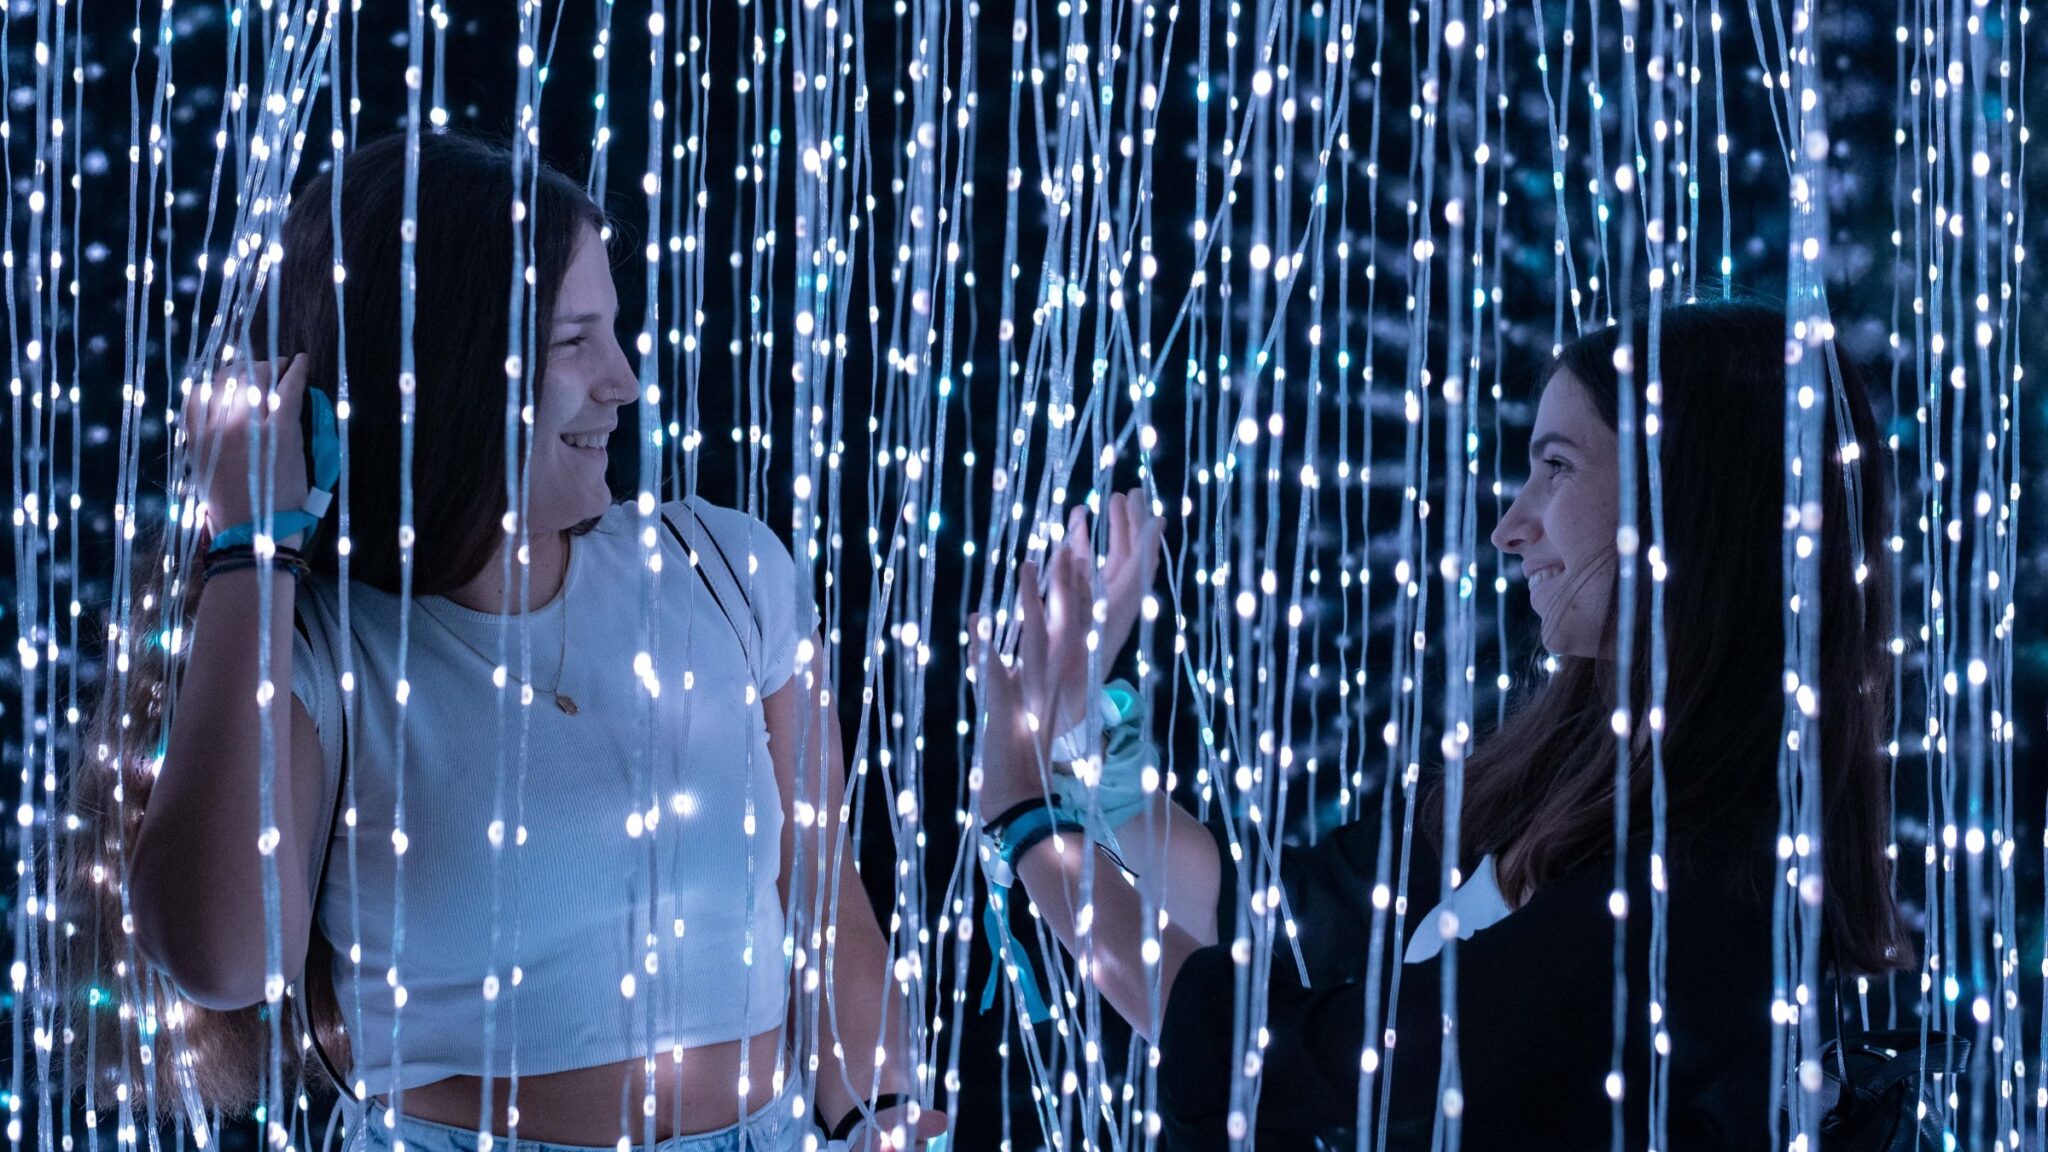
[2,0,2042,1147]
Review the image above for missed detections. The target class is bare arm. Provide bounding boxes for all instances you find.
[980,760,1219,1031]
[130,562,324,1010]
[1011,830,1206,1042]
[764,632,916,1134]
[975,547,1213,1042]
[1093,780,1223,948]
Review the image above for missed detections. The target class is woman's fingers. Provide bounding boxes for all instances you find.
[1017,561,1049,705]
[183,356,311,529]
[240,354,300,419]
[1045,547,1091,661]
[1137,498,1164,570]
[1057,545,1093,633]
[968,629,996,696]
[1127,489,1155,547]
[1109,490,1132,563]
[193,357,293,436]
[969,617,1032,734]
[1043,549,1071,632]
[179,383,213,467]
[274,352,309,419]
[186,372,248,471]
[968,612,1005,677]
[1046,550,1094,724]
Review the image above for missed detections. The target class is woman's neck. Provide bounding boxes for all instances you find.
[439,529,572,615]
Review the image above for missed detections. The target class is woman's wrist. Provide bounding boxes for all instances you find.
[975,751,1065,823]
[1048,684,1122,760]
[976,762,1087,833]
[976,783,1044,827]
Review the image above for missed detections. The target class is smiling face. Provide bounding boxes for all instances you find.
[528,224,637,532]
[1491,370,1621,660]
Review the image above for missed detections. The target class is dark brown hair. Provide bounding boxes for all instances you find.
[59,132,610,1119]
[1453,300,1912,977]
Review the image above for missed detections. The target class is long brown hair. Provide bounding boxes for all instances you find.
[58,132,610,1120]
[1453,301,1912,977]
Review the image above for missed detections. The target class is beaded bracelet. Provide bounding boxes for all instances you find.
[202,545,309,585]
[203,543,305,565]
[202,557,309,583]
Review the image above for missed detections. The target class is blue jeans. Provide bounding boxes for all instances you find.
[346,1077,814,1152]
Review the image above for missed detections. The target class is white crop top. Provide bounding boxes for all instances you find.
[288,496,816,1095]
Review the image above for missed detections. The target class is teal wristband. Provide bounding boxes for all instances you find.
[206,386,341,556]
[1048,679,1155,862]
[209,511,320,554]
[981,801,1090,888]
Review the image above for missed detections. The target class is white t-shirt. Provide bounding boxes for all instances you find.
[289,496,816,1094]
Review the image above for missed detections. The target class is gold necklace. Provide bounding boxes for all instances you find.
[416,543,579,716]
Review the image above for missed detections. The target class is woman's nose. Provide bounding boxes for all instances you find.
[1491,492,1535,554]
[599,346,638,405]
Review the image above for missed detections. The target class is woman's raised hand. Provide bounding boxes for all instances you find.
[970,547,1095,816]
[180,353,312,542]
[971,490,1159,811]
[1015,488,1164,734]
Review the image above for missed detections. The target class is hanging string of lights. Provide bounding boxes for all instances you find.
[0,0,2033,1150]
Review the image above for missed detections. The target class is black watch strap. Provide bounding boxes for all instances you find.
[827,1092,916,1142]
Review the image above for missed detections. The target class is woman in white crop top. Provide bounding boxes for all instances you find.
[98,133,946,1152]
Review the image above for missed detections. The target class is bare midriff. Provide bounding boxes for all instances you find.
[372,1027,786,1145]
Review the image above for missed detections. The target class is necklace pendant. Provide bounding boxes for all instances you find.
[554,692,580,716]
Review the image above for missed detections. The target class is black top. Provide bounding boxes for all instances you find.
[1155,816,1777,1150]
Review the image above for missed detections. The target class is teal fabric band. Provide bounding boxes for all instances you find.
[979,800,1080,1024]
[977,797,1134,1025]
[1049,679,1156,867]
[207,386,341,555]
[982,801,1091,888]
[979,891,1054,1023]
[209,511,320,552]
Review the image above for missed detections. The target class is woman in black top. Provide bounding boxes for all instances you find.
[971,302,1914,1149]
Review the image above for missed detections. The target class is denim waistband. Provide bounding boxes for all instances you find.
[344,1075,813,1152]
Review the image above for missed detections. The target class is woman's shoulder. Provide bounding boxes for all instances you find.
[1515,846,1774,953]
[662,497,817,678]
[581,495,775,555]
[660,496,798,572]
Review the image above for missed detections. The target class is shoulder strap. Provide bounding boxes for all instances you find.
[660,503,758,662]
[293,606,355,1096]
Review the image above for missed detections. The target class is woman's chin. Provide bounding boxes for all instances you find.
[1536,618,1602,661]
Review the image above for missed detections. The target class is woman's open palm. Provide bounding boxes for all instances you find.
[1095,487,1164,661]
[1043,488,1164,729]
[970,549,1095,815]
